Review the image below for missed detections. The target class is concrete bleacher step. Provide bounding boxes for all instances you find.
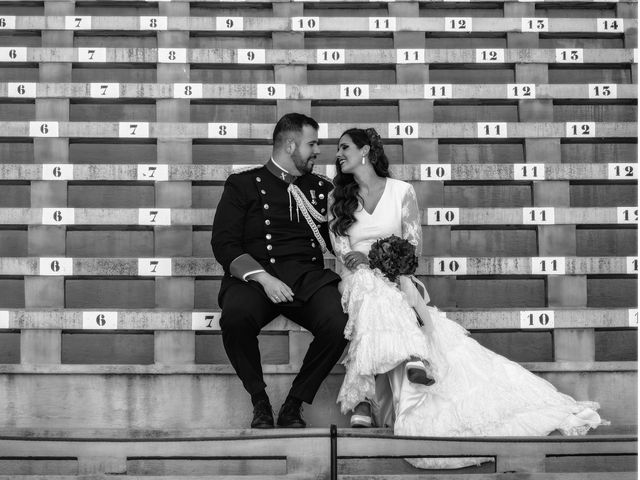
[1,163,638,181]
[0,83,637,101]
[0,428,635,478]
[2,16,636,34]
[1,48,636,65]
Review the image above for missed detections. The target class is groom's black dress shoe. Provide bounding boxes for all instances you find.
[276,401,306,428]
[251,400,275,429]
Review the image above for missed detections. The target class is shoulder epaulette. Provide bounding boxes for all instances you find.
[313,172,333,185]
[231,165,263,175]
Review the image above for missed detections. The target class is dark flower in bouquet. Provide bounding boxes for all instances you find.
[368,234,419,282]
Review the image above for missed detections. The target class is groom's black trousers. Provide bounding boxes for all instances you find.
[219,280,348,404]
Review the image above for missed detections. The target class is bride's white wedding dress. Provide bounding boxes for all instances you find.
[329,177,606,469]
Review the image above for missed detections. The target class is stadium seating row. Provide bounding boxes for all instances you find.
[1,47,636,63]
[1,121,635,138]
[0,255,635,275]
[1,82,636,99]
[0,15,634,33]
[0,207,637,225]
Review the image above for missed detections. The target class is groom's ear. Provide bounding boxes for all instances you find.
[285,137,296,154]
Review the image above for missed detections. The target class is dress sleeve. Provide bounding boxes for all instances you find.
[327,192,352,263]
[401,183,422,253]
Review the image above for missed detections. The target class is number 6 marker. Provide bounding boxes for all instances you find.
[82,311,117,330]
[39,257,73,276]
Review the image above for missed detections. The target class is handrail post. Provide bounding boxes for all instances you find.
[330,424,337,480]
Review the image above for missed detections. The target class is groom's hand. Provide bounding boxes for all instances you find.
[248,272,294,303]
[344,251,369,270]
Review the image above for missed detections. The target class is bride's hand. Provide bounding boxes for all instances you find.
[344,251,369,270]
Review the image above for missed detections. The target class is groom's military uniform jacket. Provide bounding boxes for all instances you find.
[211,160,340,305]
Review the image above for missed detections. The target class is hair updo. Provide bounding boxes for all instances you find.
[329,127,391,237]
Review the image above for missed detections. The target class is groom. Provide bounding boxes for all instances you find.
[211,113,348,428]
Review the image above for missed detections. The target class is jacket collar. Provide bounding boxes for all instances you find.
[266,158,299,184]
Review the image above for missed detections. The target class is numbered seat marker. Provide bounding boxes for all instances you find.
[42,208,75,225]
[90,83,120,99]
[191,312,221,330]
[137,164,169,181]
[397,49,425,64]
[627,257,638,274]
[8,82,36,98]
[433,257,468,275]
[427,208,460,225]
[65,16,91,30]
[607,163,636,180]
[158,48,187,63]
[208,123,239,139]
[42,164,73,181]
[340,85,369,100]
[317,49,345,64]
[237,49,266,64]
[424,84,453,99]
[39,257,73,276]
[29,121,59,138]
[388,123,418,139]
[369,17,396,31]
[119,122,150,138]
[589,84,617,99]
[216,17,243,31]
[523,207,555,225]
[522,18,548,32]
[531,257,566,275]
[0,47,27,62]
[317,123,329,139]
[478,122,507,138]
[82,311,118,330]
[78,47,107,63]
[513,163,545,180]
[617,207,638,224]
[476,49,505,63]
[507,84,536,99]
[292,16,319,31]
[445,17,472,31]
[0,16,16,30]
[629,309,638,328]
[597,18,623,33]
[556,48,583,63]
[420,164,452,181]
[566,122,595,138]
[140,16,167,30]
[173,83,203,99]
[520,310,555,329]
[138,258,172,276]
[138,208,171,226]
[256,84,286,99]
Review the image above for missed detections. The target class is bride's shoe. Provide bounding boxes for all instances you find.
[406,360,436,386]
[350,401,373,428]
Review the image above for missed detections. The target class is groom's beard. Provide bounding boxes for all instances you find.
[292,150,316,174]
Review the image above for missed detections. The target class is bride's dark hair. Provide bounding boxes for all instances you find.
[330,128,390,237]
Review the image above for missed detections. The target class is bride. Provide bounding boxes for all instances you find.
[328,127,607,469]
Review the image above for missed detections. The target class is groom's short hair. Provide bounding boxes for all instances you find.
[272,113,319,148]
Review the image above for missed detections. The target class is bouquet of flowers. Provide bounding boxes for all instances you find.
[368,234,418,283]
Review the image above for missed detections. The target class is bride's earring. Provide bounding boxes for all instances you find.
[361,155,366,165]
